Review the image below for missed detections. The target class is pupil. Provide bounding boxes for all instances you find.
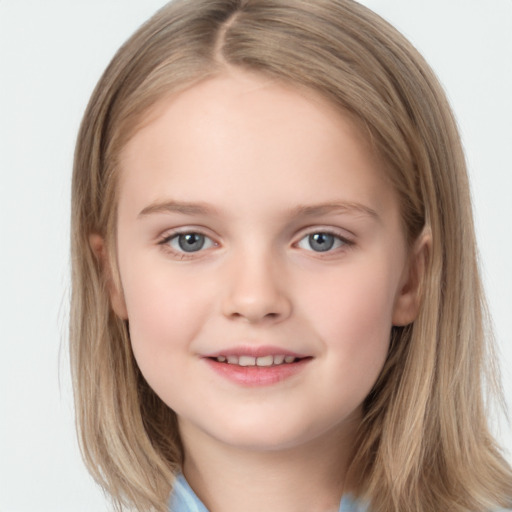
[178,233,205,252]
[309,233,334,252]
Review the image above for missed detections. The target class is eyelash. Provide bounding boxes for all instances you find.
[158,230,217,260]
[295,230,354,254]
[157,228,354,259]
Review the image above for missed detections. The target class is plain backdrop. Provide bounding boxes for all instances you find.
[0,1,511,511]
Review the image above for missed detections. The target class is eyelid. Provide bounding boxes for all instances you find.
[293,227,355,252]
[157,224,218,241]
[155,225,354,258]
[157,227,219,259]
[294,225,355,241]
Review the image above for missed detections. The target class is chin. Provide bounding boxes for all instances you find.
[202,416,338,453]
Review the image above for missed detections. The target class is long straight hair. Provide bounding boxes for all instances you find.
[70,1,512,510]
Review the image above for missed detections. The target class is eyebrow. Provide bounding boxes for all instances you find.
[138,200,379,220]
[138,200,220,217]
[289,202,379,220]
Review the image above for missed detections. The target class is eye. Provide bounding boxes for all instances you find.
[297,232,348,252]
[165,232,215,253]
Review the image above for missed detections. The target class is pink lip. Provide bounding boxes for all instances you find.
[202,345,312,387]
[203,345,308,358]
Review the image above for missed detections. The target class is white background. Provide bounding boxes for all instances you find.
[0,1,511,511]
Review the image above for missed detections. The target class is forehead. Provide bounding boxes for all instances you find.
[117,71,395,221]
[121,73,361,156]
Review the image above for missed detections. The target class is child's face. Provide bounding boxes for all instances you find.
[111,71,417,453]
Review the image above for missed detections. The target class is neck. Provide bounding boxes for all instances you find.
[180,420,359,512]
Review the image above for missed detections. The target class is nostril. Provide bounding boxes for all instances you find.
[228,309,284,323]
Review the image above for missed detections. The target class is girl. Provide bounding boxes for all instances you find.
[70,1,512,511]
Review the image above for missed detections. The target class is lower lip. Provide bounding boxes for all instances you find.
[204,358,311,386]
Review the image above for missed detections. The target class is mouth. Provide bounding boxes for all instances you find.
[203,348,312,386]
[208,354,307,367]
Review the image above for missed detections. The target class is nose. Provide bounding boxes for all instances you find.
[221,249,292,324]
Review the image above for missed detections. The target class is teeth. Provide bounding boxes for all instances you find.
[215,354,299,366]
[273,355,285,365]
[256,355,274,367]
[238,356,256,366]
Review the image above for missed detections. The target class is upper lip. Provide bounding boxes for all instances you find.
[202,345,310,359]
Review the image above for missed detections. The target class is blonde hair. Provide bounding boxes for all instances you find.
[70,1,512,511]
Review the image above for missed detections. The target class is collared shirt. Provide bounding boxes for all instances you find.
[168,474,369,512]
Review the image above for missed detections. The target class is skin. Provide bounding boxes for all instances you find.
[92,70,427,512]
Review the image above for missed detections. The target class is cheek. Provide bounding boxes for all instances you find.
[302,261,398,377]
[118,258,210,387]
[308,263,396,332]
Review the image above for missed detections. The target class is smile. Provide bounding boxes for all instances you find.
[212,355,301,366]
[204,349,312,386]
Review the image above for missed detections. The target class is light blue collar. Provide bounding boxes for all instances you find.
[169,474,368,512]
[169,474,209,512]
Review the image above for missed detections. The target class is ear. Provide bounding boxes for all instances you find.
[89,233,128,320]
[392,230,431,326]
